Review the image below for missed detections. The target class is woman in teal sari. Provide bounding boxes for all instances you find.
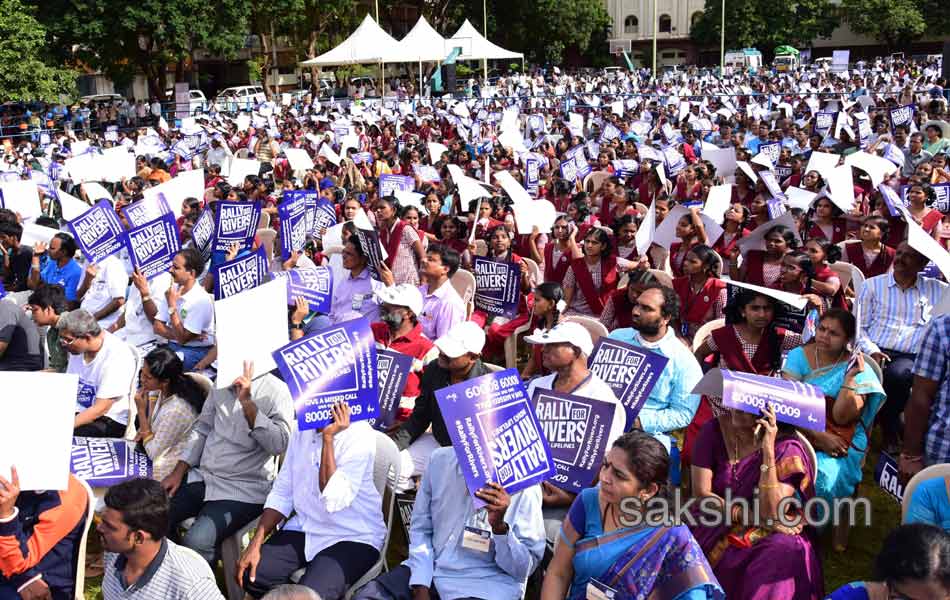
[541,431,723,600]
[781,308,886,502]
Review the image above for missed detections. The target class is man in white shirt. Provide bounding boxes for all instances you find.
[152,249,215,371]
[60,308,137,438]
[109,267,171,355]
[77,255,128,329]
[236,410,385,600]
[523,321,627,546]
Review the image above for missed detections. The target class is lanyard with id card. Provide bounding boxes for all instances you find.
[586,578,618,600]
[461,508,492,553]
[352,293,365,312]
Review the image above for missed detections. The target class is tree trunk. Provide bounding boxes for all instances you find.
[259,32,274,97]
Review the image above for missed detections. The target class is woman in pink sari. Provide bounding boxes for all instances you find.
[690,405,823,600]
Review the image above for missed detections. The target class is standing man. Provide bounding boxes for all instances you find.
[100,478,223,599]
[901,313,950,481]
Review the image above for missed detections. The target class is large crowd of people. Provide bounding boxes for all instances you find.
[2,55,950,600]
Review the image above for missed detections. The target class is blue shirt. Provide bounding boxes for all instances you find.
[404,447,545,600]
[904,476,950,531]
[607,327,702,433]
[914,315,950,464]
[39,258,83,302]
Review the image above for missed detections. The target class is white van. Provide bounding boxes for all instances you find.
[213,85,266,112]
[165,89,208,115]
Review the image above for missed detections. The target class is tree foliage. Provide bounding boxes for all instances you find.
[842,0,926,48]
[0,0,75,101]
[690,0,838,53]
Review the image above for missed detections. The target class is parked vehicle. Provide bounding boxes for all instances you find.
[165,89,208,115]
[212,85,266,112]
[774,46,800,72]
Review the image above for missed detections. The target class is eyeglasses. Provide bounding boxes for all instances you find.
[59,335,80,346]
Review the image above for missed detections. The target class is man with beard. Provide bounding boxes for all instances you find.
[606,284,703,444]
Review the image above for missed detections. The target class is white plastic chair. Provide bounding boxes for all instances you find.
[504,311,535,370]
[563,315,609,344]
[287,431,402,599]
[522,256,541,287]
[691,318,726,352]
[450,269,477,318]
[795,431,819,482]
[258,210,271,230]
[124,342,143,440]
[902,464,950,523]
[483,362,505,373]
[646,269,674,289]
[73,477,96,600]
[473,239,488,257]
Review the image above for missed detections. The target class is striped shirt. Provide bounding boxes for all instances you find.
[856,273,947,355]
[103,539,223,599]
[914,315,950,464]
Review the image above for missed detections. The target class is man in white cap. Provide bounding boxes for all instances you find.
[371,284,438,421]
[523,321,628,546]
[390,320,487,491]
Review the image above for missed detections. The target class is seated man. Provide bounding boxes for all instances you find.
[0,469,89,600]
[27,233,83,308]
[99,478,223,599]
[353,447,545,600]
[60,309,137,438]
[0,296,42,371]
[417,244,466,341]
[237,406,385,600]
[607,284,702,449]
[904,475,950,531]
[152,249,215,372]
[109,267,172,355]
[26,284,69,372]
[76,254,127,330]
[391,321,487,491]
[161,362,294,563]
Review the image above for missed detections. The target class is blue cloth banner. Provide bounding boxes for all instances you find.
[587,338,669,429]
[123,192,172,228]
[874,452,905,503]
[272,317,379,431]
[123,212,181,280]
[70,437,152,488]
[370,348,414,430]
[212,246,269,300]
[278,191,309,261]
[473,256,520,318]
[720,369,825,431]
[532,389,615,493]
[272,266,333,313]
[379,174,414,197]
[213,200,261,253]
[67,199,125,263]
[437,368,556,504]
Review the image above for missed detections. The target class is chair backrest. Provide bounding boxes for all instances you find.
[648,245,672,275]
[828,261,853,293]
[73,476,97,600]
[863,354,884,385]
[234,147,250,159]
[450,269,476,306]
[902,464,950,522]
[373,431,401,562]
[795,431,819,480]
[258,210,271,230]
[522,257,541,286]
[185,372,214,396]
[586,171,610,194]
[124,342,143,440]
[847,263,866,297]
[256,228,278,264]
[634,202,649,216]
[473,239,488,257]
[692,318,726,352]
[483,362,505,373]
[646,269,674,289]
[564,315,609,344]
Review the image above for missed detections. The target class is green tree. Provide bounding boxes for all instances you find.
[843,0,925,48]
[690,0,838,54]
[0,0,75,101]
[33,0,251,98]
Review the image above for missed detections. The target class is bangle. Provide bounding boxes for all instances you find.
[900,454,924,463]
[841,385,857,392]
[142,295,151,303]
[759,483,781,490]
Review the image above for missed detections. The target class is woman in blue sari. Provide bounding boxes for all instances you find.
[825,523,950,599]
[541,431,723,600]
[781,308,886,502]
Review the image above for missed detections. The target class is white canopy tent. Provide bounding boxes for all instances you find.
[389,16,450,91]
[299,14,402,66]
[449,20,524,61]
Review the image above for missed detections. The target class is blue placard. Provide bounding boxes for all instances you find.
[190,208,215,258]
[277,191,309,261]
[272,266,333,313]
[889,104,915,131]
[436,368,556,505]
[213,200,261,253]
[122,193,172,228]
[70,437,152,488]
[212,246,269,300]
[379,174,414,197]
[413,164,441,182]
[272,317,379,431]
[720,369,826,432]
[758,142,781,165]
[560,158,579,183]
[67,199,125,263]
[123,212,182,279]
[312,197,337,240]
[371,348,414,430]
[874,452,905,503]
[525,158,541,196]
[815,112,835,136]
[587,338,669,429]
[533,389,615,493]
[473,256,521,318]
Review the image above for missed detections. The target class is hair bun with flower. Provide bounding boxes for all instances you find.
[555,299,567,313]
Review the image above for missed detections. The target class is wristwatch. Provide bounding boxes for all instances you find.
[760,463,775,473]
[290,322,304,330]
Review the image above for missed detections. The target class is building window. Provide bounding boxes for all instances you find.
[691,11,703,29]
[658,14,672,33]
[624,15,639,34]
[662,52,675,59]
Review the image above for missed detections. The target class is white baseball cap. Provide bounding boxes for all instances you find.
[374,284,423,317]
[434,321,486,358]
[524,322,594,357]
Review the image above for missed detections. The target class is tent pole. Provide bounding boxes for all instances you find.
[419,60,423,95]
[381,61,385,100]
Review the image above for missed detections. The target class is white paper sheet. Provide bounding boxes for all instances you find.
[142,168,205,219]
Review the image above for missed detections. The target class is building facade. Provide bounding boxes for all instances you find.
[604,0,707,67]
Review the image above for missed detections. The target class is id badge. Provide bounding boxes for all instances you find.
[352,293,364,311]
[461,526,491,553]
[586,579,617,600]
